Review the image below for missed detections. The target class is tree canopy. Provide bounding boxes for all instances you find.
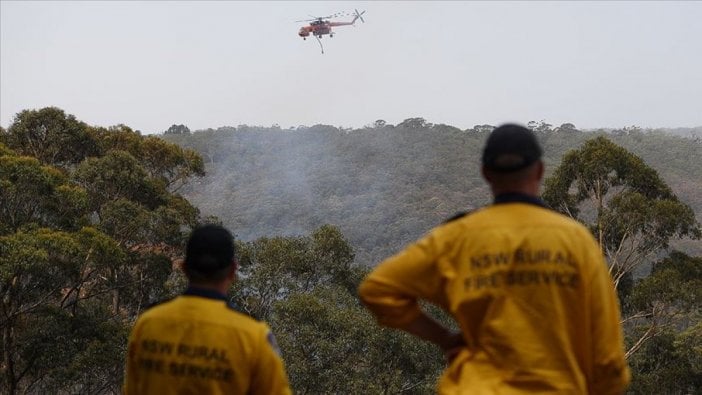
[232,225,447,393]
[2,108,701,393]
[542,135,700,288]
[0,108,206,394]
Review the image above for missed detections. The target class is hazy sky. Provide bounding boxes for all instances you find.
[2,1,701,133]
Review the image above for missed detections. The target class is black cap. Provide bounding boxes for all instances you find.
[184,225,235,276]
[482,124,542,172]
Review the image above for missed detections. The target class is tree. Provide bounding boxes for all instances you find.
[1,107,100,167]
[272,286,442,394]
[0,151,88,234]
[0,228,127,394]
[229,225,445,393]
[164,124,191,135]
[470,124,494,134]
[398,117,431,129]
[527,120,553,134]
[73,150,167,211]
[93,126,204,192]
[625,252,702,360]
[140,136,205,192]
[1,107,207,394]
[231,225,356,320]
[543,136,700,288]
[625,253,702,393]
[554,123,579,133]
[372,119,387,128]
[542,136,701,361]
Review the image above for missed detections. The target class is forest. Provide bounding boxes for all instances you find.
[1,108,701,394]
[162,119,702,268]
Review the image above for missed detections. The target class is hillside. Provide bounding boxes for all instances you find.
[163,122,702,267]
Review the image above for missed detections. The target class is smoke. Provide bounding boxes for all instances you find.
[175,123,487,266]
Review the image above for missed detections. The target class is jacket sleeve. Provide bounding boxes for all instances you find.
[249,325,292,395]
[358,229,448,328]
[587,245,631,395]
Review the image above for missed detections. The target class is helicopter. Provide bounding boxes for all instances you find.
[297,9,365,53]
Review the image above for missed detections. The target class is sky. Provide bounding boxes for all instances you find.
[1,1,701,134]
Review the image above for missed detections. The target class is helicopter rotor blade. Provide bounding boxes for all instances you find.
[296,11,359,23]
[296,15,327,23]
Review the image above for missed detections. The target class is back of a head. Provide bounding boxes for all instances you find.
[482,124,542,173]
[184,224,235,283]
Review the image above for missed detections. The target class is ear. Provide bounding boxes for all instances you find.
[228,259,238,282]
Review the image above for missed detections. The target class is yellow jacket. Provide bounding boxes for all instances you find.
[124,287,291,395]
[359,197,630,395]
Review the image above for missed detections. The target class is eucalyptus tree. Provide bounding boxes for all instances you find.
[542,136,700,289]
[231,224,445,393]
[625,252,702,394]
[542,136,700,362]
[2,107,100,167]
[1,108,207,394]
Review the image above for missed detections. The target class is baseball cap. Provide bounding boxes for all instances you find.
[184,225,235,275]
[482,124,543,172]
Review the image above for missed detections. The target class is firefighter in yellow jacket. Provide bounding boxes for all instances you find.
[359,124,630,394]
[124,225,291,395]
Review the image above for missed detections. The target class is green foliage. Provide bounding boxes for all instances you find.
[0,153,87,233]
[542,136,700,289]
[139,136,205,191]
[3,108,701,393]
[98,199,153,244]
[164,123,702,268]
[628,252,702,317]
[1,107,206,394]
[232,225,355,319]
[543,136,674,216]
[527,120,553,133]
[272,286,441,394]
[164,122,488,267]
[0,142,14,156]
[2,107,100,167]
[164,124,191,135]
[74,150,167,210]
[232,225,444,394]
[626,325,702,394]
[622,252,702,392]
[14,302,127,394]
[554,123,579,133]
[89,124,204,192]
[398,117,432,129]
[0,227,128,393]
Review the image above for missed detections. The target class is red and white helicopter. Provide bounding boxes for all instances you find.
[297,9,365,53]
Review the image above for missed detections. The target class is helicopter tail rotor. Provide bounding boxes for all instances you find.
[354,9,366,23]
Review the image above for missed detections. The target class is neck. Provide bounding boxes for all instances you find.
[484,161,543,198]
[188,281,229,296]
[491,182,540,198]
